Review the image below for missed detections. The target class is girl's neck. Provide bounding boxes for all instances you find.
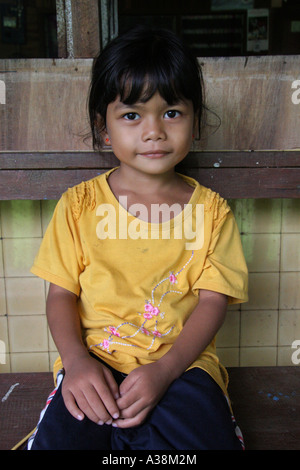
[111,164,180,195]
[107,165,195,222]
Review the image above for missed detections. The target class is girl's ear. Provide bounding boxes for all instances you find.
[102,130,111,147]
[95,114,110,147]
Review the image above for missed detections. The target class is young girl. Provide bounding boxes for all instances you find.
[28,26,248,450]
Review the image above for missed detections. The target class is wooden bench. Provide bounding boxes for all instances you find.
[1,367,299,450]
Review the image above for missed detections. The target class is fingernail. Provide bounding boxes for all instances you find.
[105,419,112,425]
[112,412,119,419]
[98,420,104,425]
[112,423,118,428]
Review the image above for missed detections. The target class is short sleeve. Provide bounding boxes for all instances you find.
[193,209,248,304]
[30,191,84,296]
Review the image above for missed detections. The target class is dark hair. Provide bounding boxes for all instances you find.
[88,26,205,149]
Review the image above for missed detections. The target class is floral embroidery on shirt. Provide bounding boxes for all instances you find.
[143,302,160,319]
[108,326,120,337]
[90,251,194,355]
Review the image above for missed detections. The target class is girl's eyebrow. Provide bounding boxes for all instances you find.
[114,101,146,110]
[114,99,186,110]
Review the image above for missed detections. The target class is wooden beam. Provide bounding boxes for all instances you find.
[1,151,299,169]
[0,151,299,199]
[1,168,298,200]
[184,168,300,199]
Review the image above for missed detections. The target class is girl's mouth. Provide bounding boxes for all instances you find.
[138,150,170,159]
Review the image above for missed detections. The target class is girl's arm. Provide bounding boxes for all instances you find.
[159,289,228,378]
[114,289,227,428]
[46,283,120,424]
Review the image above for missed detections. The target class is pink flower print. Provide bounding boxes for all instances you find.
[153,331,162,337]
[152,307,160,316]
[144,302,160,318]
[143,312,153,320]
[144,303,153,312]
[109,326,120,337]
[169,273,177,284]
[102,339,110,351]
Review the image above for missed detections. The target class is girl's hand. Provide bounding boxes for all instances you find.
[113,361,174,428]
[61,354,120,425]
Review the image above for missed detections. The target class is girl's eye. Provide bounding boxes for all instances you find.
[123,112,140,121]
[164,110,181,119]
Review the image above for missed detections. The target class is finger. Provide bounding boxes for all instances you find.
[113,407,150,429]
[117,371,142,411]
[117,388,139,411]
[63,389,85,421]
[119,372,137,397]
[118,397,145,420]
[71,388,106,424]
[92,377,120,421]
[117,373,142,411]
[102,367,120,400]
[81,385,113,423]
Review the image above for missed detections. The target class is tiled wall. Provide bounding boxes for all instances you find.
[0,198,299,373]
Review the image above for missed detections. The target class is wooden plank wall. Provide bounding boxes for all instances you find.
[0,55,299,198]
[1,56,300,151]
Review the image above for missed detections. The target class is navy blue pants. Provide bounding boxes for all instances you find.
[29,358,243,450]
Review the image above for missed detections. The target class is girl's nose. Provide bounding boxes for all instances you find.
[141,118,166,141]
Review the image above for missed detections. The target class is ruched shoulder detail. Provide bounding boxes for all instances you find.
[212,193,230,230]
[68,179,96,221]
[202,186,230,230]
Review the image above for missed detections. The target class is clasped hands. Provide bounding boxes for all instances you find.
[62,355,174,429]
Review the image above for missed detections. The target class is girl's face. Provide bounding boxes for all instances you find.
[102,91,196,177]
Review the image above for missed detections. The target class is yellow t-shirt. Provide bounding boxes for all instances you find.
[31,168,248,395]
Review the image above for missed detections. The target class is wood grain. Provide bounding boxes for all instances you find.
[1,56,299,151]
[0,59,92,152]
[198,56,300,151]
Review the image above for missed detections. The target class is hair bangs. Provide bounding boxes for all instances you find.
[117,73,184,105]
[117,63,188,108]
